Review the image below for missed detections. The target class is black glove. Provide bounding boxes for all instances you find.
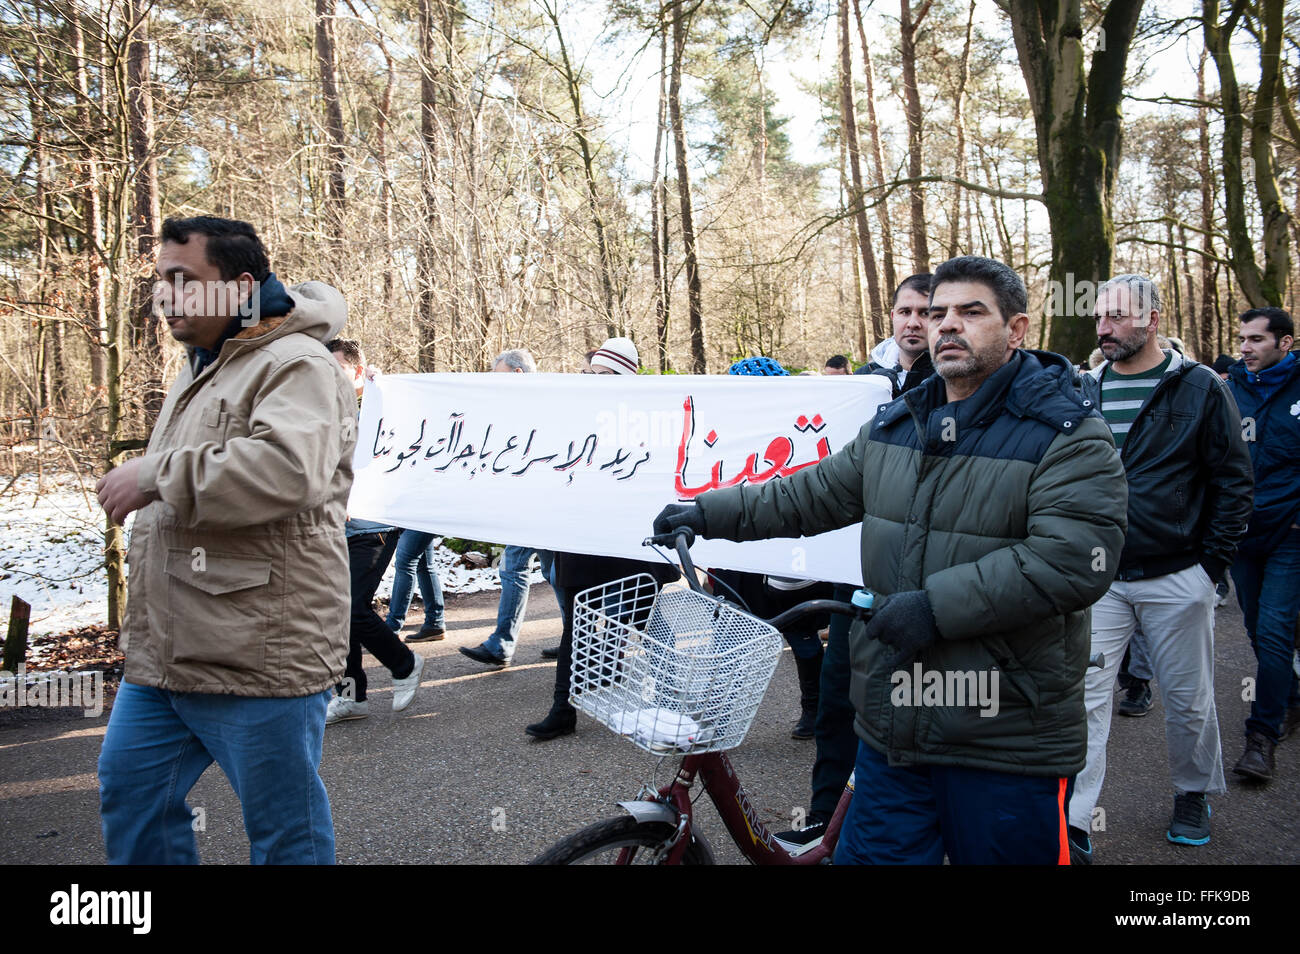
[652,502,708,540]
[863,589,940,670]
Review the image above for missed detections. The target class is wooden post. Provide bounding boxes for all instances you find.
[4,596,31,673]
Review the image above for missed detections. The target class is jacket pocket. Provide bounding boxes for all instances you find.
[165,547,272,671]
[916,635,1038,751]
[201,398,230,446]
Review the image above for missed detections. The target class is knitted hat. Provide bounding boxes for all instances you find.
[728,356,788,376]
[591,336,640,375]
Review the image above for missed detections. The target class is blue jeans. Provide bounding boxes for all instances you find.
[98,683,334,864]
[835,741,1071,865]
[1231,527,1300,742]
[385,529,445,630]
[484,546,553,659]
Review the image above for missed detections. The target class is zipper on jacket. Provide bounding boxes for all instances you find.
[1104,360,1188,464]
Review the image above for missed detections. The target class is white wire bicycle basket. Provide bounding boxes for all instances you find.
[570,573,783,755]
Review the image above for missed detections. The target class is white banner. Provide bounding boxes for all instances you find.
[347,373,893,585]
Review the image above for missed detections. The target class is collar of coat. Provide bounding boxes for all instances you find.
[873,348,1094,436]
[1228,350,1300,390]
[189,272,296,377]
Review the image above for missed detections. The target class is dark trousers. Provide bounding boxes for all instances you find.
[835,741,1072,865]
[810,583,860,821]
[551,584,578,708]
[1231,527,1300,741]
[343,531,414,703]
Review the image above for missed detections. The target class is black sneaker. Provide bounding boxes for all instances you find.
[1067,825,1092,865]
[1118,681,1153,717]
[1166,792,1211,846]
[774,817,827,848]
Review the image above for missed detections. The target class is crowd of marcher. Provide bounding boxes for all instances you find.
[91,213,1298,865]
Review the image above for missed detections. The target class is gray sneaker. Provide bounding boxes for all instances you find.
[326,696,369,724]
[1166,792,1211,846]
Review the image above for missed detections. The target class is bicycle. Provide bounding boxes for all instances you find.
[530,528,875,865]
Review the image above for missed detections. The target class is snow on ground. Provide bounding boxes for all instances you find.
[0,474,528,656]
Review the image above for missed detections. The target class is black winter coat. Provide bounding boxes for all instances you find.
[1082,351,1253,584]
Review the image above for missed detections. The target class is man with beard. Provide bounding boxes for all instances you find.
[656,256,1127,864]
[1067,275,1252,860]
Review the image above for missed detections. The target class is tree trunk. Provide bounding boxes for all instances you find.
[1202,0,1290,307]
[851,0,896,295]
[670,0,705,373]
[948,0,976,257]
[1002,0,1145,362]
[315,0,347,245]
[416,0,440,371]
[651,18,670,372]
[127,0,162,423]
[543,0,618,337]
[1196,50,1218,363]
[899,0,931,271]
[375,32,396,309]
[838,0,883,347]
[71,5,107,395]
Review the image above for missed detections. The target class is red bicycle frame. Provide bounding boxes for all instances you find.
[630,751,852,865]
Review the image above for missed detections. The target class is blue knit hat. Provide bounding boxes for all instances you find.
[727,356,788,376]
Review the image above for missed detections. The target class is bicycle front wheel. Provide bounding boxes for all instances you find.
[529,816,713,865]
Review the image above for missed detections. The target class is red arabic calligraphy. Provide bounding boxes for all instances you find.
[674,395,831,499]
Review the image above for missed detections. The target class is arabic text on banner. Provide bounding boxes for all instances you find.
[347,373,893,585]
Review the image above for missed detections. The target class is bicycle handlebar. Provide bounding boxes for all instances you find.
[645,529,1110,669]
[644,527,872,627]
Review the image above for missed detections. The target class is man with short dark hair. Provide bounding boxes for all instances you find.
[824,354,850,375]
[657,255,1127,864]
[94,215,354,864]
[1226,307,1300,780]
[1068,275,1253,858]
[855,273,934,396]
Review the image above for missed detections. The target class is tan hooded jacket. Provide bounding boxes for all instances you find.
[123,281,357,696]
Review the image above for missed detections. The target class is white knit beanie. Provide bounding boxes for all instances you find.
[591,336,640,375]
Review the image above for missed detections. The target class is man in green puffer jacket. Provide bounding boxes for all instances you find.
[654,256,1127,864]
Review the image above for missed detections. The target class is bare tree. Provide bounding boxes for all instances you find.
[839,0,884,347]
[899,0,931,271]
[669,0,705,373]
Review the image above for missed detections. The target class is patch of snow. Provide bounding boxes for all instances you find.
[0,475,524,652]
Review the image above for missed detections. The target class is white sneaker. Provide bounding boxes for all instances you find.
[326,696,369,724]
[392,652,425,712]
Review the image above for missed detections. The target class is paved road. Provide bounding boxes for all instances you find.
[1,584,1295,864]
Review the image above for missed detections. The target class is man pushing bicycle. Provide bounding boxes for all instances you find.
[654,256,1127,864]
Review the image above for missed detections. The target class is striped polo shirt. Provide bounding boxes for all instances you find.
[1099,353,1172,449]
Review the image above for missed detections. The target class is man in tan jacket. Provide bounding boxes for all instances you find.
[94,216,356,864]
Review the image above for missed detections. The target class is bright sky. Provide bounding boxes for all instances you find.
[564,0,1260,192]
